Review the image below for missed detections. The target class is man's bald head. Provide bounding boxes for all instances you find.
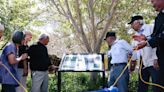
[24,30,32,36]
[151,0,164,12]
[23,30,32,44]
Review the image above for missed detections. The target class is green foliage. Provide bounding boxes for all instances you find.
[0,0,35,32]
[129,72,153,92]
[60,73,89,92]
[26,75,32,91]
[48,75,58,92]
[31,20,45,26]
[25,72,155,92]
[0,0,43,46]
[26,73,107,92]
[129,73,139,92]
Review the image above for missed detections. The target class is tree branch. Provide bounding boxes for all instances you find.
[88,0,97,51]
[96,18,105,29]
[51,0,67,18]
[95,0,119,52]
[58,0,67,16]
[75,0,92,52]
[64,0,80,32]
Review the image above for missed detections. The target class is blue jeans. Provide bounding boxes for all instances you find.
[108,64,129,92]
[138,66,159,92]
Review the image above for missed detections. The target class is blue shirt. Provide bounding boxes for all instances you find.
[0,42,19,85]
[0,60,2,83]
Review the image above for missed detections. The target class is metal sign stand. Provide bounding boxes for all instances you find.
[57,54,106,92]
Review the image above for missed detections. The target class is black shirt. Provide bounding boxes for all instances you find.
[28,42,51,71]
[148,12,164,64]
[18,45,29,68]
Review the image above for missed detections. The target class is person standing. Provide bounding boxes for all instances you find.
[0,31,27,92]
[28,34,55,92]
[129,15,159,92]
[16,31,32,92]
[105,32,133,92]
[0,24,4,40]
[0,24,5,65]
[0,24,5,84]
[136,0,164,91]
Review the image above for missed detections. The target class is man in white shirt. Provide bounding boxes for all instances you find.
[105,32,132,92]
[129,15,159,92]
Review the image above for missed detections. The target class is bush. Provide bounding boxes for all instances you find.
[48,72,106,92]
[25,72,153,92]
[128,72,153,92]
[129,73,138,92]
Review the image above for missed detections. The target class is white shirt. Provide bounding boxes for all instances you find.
[131,24,158,68]
[108,39,133,64]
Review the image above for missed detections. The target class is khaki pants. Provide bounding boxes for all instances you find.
[16,68,27,92]
[31,71,48,92]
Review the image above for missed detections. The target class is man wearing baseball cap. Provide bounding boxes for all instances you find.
[129,15,159,92]
[105,32,134,92]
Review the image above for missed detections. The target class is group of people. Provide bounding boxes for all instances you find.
[0,0,164,92]
[105,0,164,92]
[0,28,56,92]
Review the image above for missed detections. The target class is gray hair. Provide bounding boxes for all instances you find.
[134,20,144,25]
[23,30,31,35]
[0,24,4,32]
[39,33,49,41]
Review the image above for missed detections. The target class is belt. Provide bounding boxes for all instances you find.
[111,63,127,66]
